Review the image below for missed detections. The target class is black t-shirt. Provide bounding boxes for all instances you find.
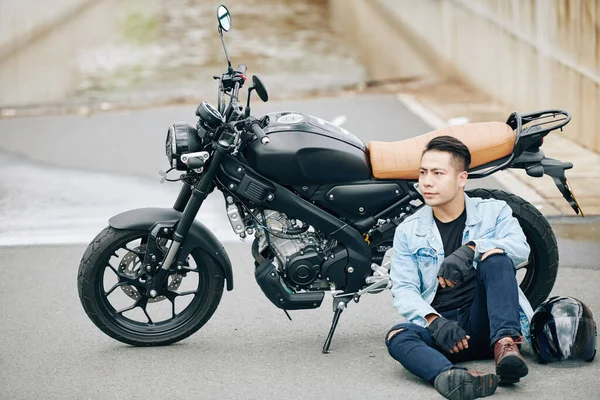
[430,209,477,312]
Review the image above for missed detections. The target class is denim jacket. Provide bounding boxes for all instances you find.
[389,193,535,341]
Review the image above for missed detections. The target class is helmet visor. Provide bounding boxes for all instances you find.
[534,317,596,361]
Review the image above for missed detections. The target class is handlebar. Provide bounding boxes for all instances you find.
[236,64,247,75]
[249,120,269,145]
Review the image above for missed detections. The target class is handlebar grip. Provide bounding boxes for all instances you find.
[251,123,269,144]
[236,64,247,75]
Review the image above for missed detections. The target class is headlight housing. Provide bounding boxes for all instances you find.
[165,122,203,170]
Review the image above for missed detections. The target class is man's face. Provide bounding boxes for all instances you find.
[419,150,467,207]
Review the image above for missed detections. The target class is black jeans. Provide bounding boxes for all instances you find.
[385,254,521,384]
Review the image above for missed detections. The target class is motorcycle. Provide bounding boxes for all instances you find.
[77,5,584,353]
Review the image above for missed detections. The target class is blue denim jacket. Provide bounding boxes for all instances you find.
[390,193,535,341]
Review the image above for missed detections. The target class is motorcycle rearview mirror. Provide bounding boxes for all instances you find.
[217,5,231,32]
[217,5,232,70]
[252,75,269,102]
[245,75,269,117]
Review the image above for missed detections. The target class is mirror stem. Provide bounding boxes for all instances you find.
[245,87,255,117]
[219,26,232,68]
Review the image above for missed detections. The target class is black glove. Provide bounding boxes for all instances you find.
[437,244,475,285]
[427,316,468,352]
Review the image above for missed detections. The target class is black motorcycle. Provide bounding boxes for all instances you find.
[77,5,583,353]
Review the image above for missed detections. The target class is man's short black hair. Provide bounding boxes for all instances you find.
[423,135,471,172]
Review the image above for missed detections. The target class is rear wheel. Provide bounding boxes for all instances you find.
[466,188,558,309]
[77,227,224,346]
[372,189,558,309]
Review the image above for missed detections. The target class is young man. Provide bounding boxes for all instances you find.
[386,136,532,400]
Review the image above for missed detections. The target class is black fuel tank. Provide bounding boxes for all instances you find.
[244,112,371,185]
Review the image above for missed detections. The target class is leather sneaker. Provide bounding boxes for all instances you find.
[434,369,498,400]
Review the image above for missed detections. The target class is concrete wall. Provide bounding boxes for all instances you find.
[0,0,96,60]
[0,0,110,106]
[330,0,600,153]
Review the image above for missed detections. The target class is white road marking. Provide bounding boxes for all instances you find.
[0,152,241,247]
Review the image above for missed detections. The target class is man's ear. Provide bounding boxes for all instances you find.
[459,171,468,188]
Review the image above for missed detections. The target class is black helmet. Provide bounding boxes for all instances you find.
[531,296,597,363]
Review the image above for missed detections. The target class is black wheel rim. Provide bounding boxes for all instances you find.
[95,232,211,336]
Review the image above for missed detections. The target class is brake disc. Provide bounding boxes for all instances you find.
[118,248,183,303]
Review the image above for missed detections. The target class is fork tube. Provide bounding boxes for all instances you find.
[159,142,228,274]
[173,183,192,212]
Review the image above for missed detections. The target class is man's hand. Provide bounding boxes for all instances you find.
[437,244,475,288]
[427,316,470,353]
[481,248,505,261]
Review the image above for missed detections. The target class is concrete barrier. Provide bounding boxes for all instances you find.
[0,0,96,60]
[330,0,600,153]
[0,0,110,107]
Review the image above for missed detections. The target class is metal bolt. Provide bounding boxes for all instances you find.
[279,298,284,302]
[395,190,400,194]
[302,186,308,191]
[300,250,304,255]
[177,265,183,270]
[329,194,334,200]
[267,194,274,201]
[226,196,234,204]
[146,266,152,272]
[348,267,355,273]
[163,228,169,234]
[229,183,235,189]
[271,272,275,277]
[331,254,335,259]
[151,255,156,260]
[359,207,365,213]
[149,290,158,298]
[237,167,243,173]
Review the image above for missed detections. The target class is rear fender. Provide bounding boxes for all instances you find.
[109,207,233,291]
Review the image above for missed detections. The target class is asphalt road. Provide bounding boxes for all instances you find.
[1,234,599,400]
[0,94,598,399]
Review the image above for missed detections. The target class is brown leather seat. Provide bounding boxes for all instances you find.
[368,122,516,180]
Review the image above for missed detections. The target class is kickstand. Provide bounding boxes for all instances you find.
[322,299,347,354]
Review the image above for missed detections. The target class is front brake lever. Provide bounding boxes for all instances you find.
[259,115,270,128]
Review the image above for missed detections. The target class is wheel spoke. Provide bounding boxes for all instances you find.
[105,282,128,296]
[107,263,122,277]
[123,245,144,258]
[141,303,154,325]
[116,302,139,315]
[172,290,199,297]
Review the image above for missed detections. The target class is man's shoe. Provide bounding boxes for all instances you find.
[434,369,498,400]
[494,337,528,384]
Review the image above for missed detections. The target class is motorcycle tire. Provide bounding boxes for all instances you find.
[373,189,558,310]
[77,227,224,346]
[466,188,558,309]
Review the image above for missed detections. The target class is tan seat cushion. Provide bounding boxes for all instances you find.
[368,122,516,180]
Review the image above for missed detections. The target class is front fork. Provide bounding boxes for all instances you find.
[147,140,230,297]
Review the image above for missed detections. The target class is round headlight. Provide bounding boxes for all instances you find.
[165,122,203,170]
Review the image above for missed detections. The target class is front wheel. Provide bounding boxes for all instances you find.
[77,227,224,346]
[466,188,558,309]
